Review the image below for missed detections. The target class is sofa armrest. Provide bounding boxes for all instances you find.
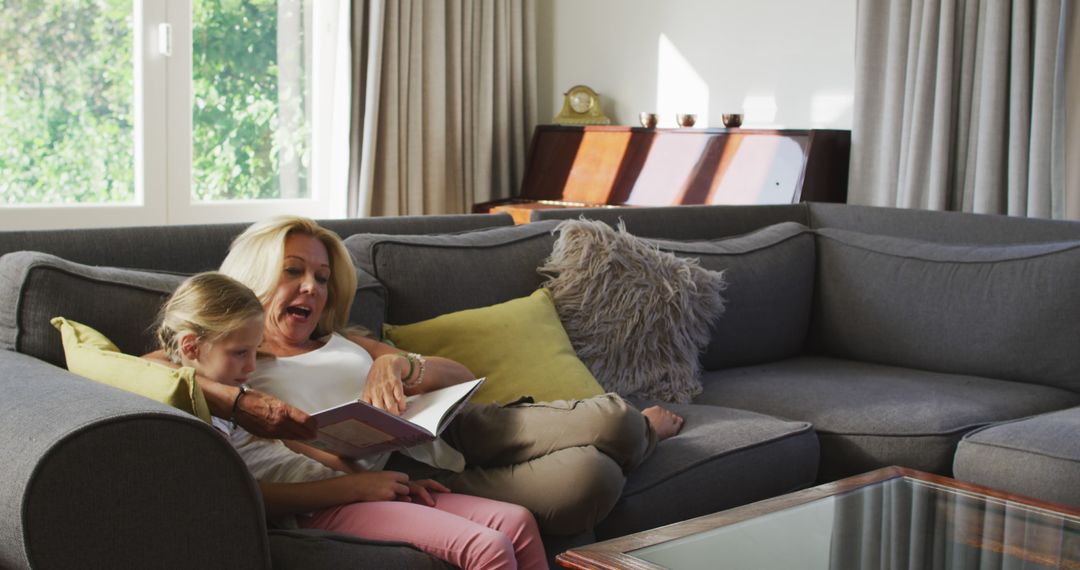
[0,350,271,569]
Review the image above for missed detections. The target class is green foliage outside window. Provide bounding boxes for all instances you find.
[0,0,308,205]
[0,0,135,204]
[192,0,309,201]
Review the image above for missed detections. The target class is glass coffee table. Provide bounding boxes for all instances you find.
[557,466,1080,569]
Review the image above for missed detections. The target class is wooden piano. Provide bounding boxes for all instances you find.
[474,125,850,223]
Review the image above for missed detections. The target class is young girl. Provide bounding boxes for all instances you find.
[155,272,547,570]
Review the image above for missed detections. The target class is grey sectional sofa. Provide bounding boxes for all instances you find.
[534,203,1080,495]
[1,203,1078,569]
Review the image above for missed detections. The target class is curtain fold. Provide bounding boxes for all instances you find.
[850,0,1071,219]
[347,0,537,217]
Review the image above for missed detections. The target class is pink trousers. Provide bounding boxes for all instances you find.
[299,492,547,570]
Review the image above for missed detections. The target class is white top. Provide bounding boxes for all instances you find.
[248,333,465,473]
[212,417,342,483]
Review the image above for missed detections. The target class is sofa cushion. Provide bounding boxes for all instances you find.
[538,219,728,403]
[595,401,819,540]
[0,251,183,367]
[697,357,1080,481]
[812,228,1080,393]
[648,221,815,371]
[344,222,559,326]
[51,317,211,424]
[384,289,604,405]
[953,407,1080,508]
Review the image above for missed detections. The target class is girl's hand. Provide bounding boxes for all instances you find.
[400,479,450,506]
[361,354,409,415]
[344,471,410,502]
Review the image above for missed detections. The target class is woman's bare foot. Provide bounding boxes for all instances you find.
[642,406,684,441]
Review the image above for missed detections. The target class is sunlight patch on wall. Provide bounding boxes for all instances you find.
[657,34,709,127]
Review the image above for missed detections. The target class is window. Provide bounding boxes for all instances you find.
[0,0,349,230]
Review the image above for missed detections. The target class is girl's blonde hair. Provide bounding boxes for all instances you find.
[157,272,265,364]
[219,215,358,338]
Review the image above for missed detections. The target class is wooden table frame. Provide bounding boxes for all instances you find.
[556,466,1080,570]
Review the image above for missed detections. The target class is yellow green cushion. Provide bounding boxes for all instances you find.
[51,317,212,424]
[384,288,604,405]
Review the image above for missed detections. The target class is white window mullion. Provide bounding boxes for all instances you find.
[139,0,169,226]
[164,0,192,225]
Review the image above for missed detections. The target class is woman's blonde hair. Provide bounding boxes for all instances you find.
[219,215,358,338]
[157,272,265,364]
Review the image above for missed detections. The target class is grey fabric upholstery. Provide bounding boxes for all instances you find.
[598,402,818,540]
[345,221,560,325]
[0,350,269,570]
[350,266,388,336]
[0,214,514,272]
[268,530,455,570]
[0,251,387,364]
[531,204,810,240]
[808,202,1080,244]
[0,251,184,367]
[811,228,1080,393]
[697,357,1080,481]
[648,222,815,370]
[954,407,1080,508]
[6,205,1080,566]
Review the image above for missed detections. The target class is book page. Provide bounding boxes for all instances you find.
[321,419,397,448]
[309,378,484,458]
[401,378,484,435]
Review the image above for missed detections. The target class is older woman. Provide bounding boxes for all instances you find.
[218,216,682,535]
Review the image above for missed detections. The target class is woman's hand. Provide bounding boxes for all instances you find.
[400,479,450,506]
[361,354,410,415]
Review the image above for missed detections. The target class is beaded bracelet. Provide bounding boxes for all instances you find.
[396,351,415,381]
[403,353,427,388]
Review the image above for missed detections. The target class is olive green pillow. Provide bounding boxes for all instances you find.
[384,288,605,405]
[51,317,212,424]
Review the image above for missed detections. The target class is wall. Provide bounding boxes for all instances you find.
[536,0,857,130]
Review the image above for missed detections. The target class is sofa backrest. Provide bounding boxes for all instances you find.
[531,204,809,240]
[810,227,1080,393]
[0,252,183,367]
[0,214,513,363]
[808,202,1080,244]
[0,214,514,273]
[345,222,560,327]
[648,222,816,370]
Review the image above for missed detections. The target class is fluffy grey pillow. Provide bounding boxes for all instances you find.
[538,219,727,403]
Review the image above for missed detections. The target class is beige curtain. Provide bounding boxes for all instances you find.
[849,0,1073,219]
[347,0,537,217]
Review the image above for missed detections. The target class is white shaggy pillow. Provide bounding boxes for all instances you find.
[538,219,727,403]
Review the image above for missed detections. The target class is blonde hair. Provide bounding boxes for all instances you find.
[157,272,265,364]
[219,215,358,338]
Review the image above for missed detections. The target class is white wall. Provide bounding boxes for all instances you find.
[536,0,856,130]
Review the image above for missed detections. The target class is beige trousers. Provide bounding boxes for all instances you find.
[386,393,656,536]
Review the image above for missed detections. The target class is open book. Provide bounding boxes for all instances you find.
[308,378,485,458]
